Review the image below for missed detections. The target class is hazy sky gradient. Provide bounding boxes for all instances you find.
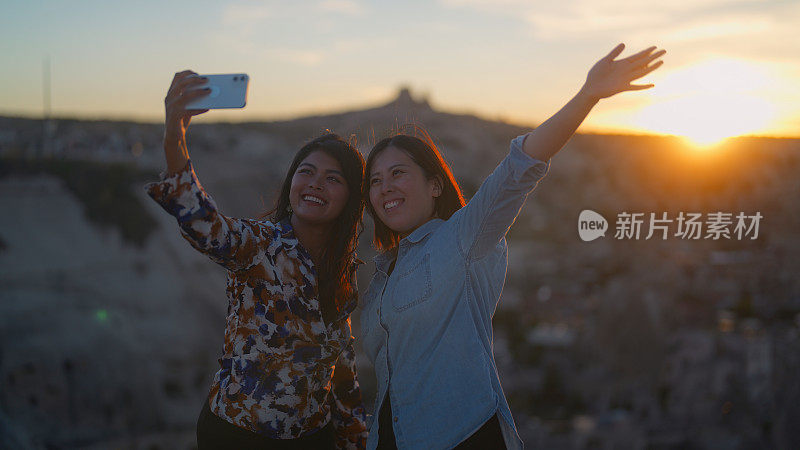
[2,0,798,138]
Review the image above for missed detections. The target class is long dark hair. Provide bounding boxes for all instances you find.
[268,133,365,321]
[365,125,465,252]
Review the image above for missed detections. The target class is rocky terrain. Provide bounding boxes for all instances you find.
[2,89,799,449]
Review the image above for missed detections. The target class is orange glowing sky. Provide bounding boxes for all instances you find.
[1,0,798,141]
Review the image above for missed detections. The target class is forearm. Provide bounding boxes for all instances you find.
[162,70,209,174]
[330,343,368,449]
[145,163,264,271]
[523,86,598,161]
[164,131,190,175]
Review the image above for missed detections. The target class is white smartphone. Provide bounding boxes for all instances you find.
[185,73,249,110]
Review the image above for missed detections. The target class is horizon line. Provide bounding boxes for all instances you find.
[1,111,798,141]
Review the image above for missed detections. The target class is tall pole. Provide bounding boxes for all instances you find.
[42,55,53,157]
[43,55,51,119]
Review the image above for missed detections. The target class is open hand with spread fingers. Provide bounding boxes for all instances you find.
[580,43,666,102]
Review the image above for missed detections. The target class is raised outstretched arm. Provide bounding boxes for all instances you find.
[145,70,268,272]
[523,43,666,161]
[454,44,665,260]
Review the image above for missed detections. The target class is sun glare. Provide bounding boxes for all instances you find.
[632,58,778,147]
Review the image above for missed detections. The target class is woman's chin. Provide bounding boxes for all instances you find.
[382,218,414,236]
[292,209,334,227]
[383,211,436,233]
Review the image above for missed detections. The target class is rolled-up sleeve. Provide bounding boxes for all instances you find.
[454,134,550,260]
[144,159,269,272]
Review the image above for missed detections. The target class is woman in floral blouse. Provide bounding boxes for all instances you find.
[146,70,368,449]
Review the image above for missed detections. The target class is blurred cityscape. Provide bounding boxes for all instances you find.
[1,89,799,449]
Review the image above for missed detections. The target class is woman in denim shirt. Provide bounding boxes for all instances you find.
[360,44,666,449]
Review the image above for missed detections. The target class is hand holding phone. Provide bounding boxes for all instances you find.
[162,71,250,173]
[185,73,250,110]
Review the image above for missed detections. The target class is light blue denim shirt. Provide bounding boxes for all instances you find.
[359,134,551,449]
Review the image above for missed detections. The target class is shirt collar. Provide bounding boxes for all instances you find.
[277,215,306,256]
[402,218,443,244]
[279,215,363,322]
[373,218,443,272]
[277,215,294,237]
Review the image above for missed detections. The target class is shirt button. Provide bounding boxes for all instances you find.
[394,417,399,423]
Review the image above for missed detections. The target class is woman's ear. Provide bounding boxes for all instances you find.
[432,175,443,198]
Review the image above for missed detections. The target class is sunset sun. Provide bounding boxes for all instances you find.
[632,58,779,147]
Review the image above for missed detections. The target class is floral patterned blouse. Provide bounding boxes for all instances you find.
[145,160,368,449]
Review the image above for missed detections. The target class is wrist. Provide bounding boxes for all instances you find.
[577,85,601,106]
[163,134,181,148]
[166,155,189,175]
[163,127,186,149]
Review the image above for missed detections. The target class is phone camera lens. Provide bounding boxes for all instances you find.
[233,76,239,81]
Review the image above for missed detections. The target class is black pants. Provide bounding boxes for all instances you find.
[197,397,335,449]
[376,394,506,449]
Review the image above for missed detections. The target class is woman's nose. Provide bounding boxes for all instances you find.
[309,175,324,190]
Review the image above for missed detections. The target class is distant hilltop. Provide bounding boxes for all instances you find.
[383,86,432,111]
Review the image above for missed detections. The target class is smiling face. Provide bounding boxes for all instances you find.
[288,150,349,226]
[368,145,441,236]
